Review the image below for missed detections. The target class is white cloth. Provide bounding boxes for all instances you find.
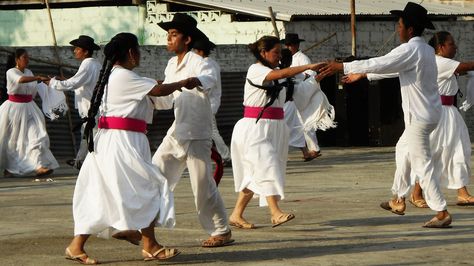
[344,37,441,125]
[292,50,315,77]
[152,51,229,236]
[345,37,446,211]
[284,101,306,148]
[211,115,230,160]
[205,57,222,115]
[49,57,101,118]
[36,82,68,120]
[231,63,289,206]
[73,66,175,236]
[0,68,59,175]
[460,71,474,111]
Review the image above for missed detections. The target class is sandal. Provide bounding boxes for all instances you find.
[112,230,141,246]
[456,195,474,206]
[422,215,452,228]
[271,213,295,227]
[229,219,255,229]
[65,247,98,265]
[202,231,235,248]
[36,167,53,177]
[409,194,429,208]
[380,198,405,215]
[303,151,322,162]
[142,247,180,261]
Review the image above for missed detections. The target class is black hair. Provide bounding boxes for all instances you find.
[248,35,281,69]
[84,32,139,152]
[428,31,451,52]
[400,16,425,37]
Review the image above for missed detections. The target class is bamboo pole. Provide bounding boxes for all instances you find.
[350,0,356,57]
[303,32,337,53]
[268,6,279,38]
[44,0,77,155]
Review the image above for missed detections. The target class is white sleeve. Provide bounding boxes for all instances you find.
[366,73,399,81]
[436,56,460,81]
[196,58,217,92]
[49,60,96,91]
[247,64,273,86]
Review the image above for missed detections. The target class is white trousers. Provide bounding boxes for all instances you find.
[211,115,230,161]
[75,123,88,163]
[152,136,230,236]
[391,120,447,211]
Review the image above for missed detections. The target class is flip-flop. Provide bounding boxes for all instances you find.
[380,201,405,215]
[271,213,295,227]
[142,247,180,261]
[65,247,98,265]
[229,220,255,229]
[456,196,474,206]
[422,215,452,228]
[202,231,235,247]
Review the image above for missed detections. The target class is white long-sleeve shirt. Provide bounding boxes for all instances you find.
[204,57,222,115]
[161,51,217,141]
[292,50,315,77]
[49,57,101,118]
[344,37,441,125]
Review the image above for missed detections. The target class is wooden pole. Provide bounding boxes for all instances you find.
[44,0,77,155]
[268,6,279,38]
[350,0,356,57]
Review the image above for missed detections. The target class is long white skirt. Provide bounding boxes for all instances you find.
[0,100,59,175]
[231,117,289,206]
[73,129,175,237]
[429,105,471,189]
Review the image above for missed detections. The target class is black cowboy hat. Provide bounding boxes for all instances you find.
[158,13,207,41]
[281,33,305,45]
[390,2,435,30]
[69,35,100,51]
[193,38,216,51]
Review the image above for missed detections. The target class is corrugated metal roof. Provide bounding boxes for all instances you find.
[161,0,474,21]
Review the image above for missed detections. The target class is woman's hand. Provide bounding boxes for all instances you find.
[309,62,327,72]
[341,73,366,84]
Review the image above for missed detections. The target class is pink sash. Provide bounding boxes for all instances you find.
[243,106,284,120]
[8,94,33,103]
[98,116,147,133]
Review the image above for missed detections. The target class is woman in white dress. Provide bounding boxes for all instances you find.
[65,33,199,264]
[408,31,474,206]
[229,36,324,229]
[0,49,58,177]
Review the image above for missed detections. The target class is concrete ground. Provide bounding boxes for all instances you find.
[1,146,474,266]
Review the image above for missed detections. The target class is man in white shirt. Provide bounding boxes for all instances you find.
[318,2,452,228]
[193,38,231,168]
[152,13,233,247]
[48,35,101,169]
[282,33,321,161]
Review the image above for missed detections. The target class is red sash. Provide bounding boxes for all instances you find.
[243,106,284,120]
[440,95,454,106]
[98,116,147,133]
[8,94,33,103]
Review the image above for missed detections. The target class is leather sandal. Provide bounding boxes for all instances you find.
[229,219,255,229]
[271,213,295,227]
[423,215,452,228]
[380,198,405,215]
[65,247,98,265]
[142,247,180,261]
[456,195,474,206]
[202,231,235,248]
[409,194,429,208]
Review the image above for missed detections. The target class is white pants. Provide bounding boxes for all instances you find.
[152,135,230,236]
[391,120,447,211]
[304,129,320,152]
[211,115,230,161]
[75,123,88,163]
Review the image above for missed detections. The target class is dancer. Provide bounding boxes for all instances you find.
[0,49,58,177]
[404,31,474,207]
[319,2,452,228]
[229,36,325,229]
[65,32,194,264]
[152,13,233,247]
[282,33,321,161]
[48,35,101,170]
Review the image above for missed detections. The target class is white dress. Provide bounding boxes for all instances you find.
[231,63,289,206]
[72,66,175,236]
[0,68,59,175]
[412,56,471,189]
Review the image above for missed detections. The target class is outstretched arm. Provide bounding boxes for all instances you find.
[265,62,326,82]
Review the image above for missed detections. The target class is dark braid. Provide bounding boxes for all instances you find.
[84,32,139,152]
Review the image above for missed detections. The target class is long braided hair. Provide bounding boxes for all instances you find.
[84,32,139,152]
[248,36,288,122]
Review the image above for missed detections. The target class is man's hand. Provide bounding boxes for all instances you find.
[182,77,201,90]
[341,73,366,84]
[317,61,343,80]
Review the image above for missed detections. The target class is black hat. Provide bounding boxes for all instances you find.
[390,2,435,30]
[69,35,100,51]
[281,33,305,45]
[193,38,216,51]
[158,13,207,41]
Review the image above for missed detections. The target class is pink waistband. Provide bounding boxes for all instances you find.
[98,116,147,133]
[440,95,454,106]
[243,106,284,120]
[8,94,33,103]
